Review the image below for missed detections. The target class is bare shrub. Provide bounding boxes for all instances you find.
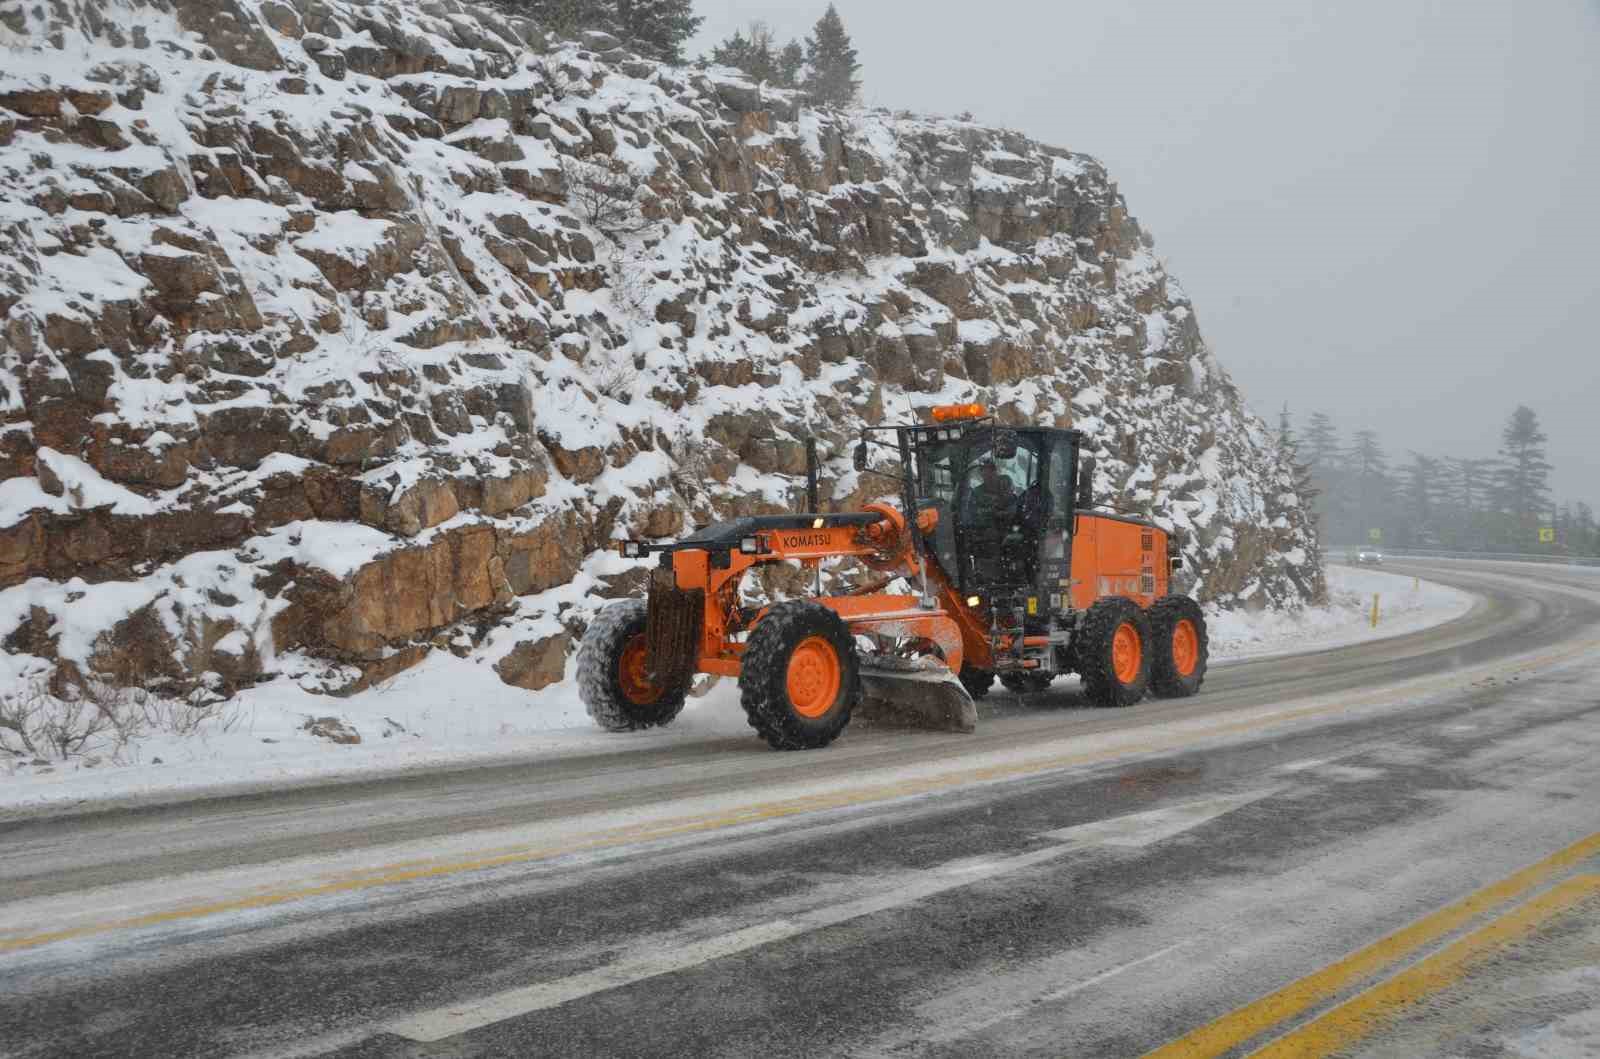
[0,674,238,765]
[590,360,638,402]
[560,154,647,239]
[608,243,655,324]
[529,53,577,102]
[0,678,116,760]
[666,425,710,497]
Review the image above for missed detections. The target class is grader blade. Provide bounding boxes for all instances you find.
[856,666,978,733]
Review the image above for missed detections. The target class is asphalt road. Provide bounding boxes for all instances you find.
[3,559,1599,1058]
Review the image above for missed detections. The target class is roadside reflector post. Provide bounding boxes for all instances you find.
[1371,593,1381,629]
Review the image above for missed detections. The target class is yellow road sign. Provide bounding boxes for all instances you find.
[1540,527,1556,544]
[1368,528,1382,542]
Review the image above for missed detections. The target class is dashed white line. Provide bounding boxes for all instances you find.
[387,788,1277,1043]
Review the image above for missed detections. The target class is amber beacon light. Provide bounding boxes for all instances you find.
[930,403,987,422]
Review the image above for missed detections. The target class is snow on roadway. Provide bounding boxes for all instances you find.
[0,567,1472,814]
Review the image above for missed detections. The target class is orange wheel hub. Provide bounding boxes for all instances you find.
[617,634,663,705]
[786,636,842,719]
[1112,622,1143,685]
[1171,619,1199,677]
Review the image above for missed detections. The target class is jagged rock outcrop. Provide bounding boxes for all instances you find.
[0,0,1321,701]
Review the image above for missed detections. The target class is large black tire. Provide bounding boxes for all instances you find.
[577,600,690,732]
[1150,595,1209,698]
[740,601,861,750]
[1077,597,1152,708]
[959,665,995,700]
[1000,672,1053,695]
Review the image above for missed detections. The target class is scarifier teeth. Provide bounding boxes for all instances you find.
[855,668,978,733]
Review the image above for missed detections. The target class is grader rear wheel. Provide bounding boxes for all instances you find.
[1150,595,1209,698]
[1077,597,1152,708]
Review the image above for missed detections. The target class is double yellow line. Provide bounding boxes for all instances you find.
[1144,831,1600,1057]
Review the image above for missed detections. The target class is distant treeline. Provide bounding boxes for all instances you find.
[483,1,865,107]
[1279,405,1599,556]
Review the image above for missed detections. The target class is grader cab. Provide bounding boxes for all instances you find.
[577,405,1208,750]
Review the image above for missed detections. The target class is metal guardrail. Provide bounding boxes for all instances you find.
[1323,546,1600,568]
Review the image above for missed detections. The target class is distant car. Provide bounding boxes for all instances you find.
[1355,548,1383,565]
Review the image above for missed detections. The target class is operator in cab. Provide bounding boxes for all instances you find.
[969,459,1017,529]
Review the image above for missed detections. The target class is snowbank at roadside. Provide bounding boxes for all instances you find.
[1208,564,1476,662]
[0,565,1474,815]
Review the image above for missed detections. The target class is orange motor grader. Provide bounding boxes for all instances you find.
[577,404,1208,750]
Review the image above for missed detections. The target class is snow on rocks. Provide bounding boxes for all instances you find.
[0,0,1319,732]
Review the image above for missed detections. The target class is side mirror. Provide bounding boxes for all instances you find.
[1076,455,1096,510]
[853,441,868,472]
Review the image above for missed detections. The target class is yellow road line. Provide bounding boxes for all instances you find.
[1247,873,1600,1057]
[7,637,1598,956]
[1141,831,1600,1058]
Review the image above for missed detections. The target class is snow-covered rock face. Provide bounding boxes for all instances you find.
[0,0,1321,699]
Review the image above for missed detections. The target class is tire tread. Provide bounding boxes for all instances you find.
[577,599,690,731]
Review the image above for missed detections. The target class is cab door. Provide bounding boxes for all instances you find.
[1038,432,1079,616]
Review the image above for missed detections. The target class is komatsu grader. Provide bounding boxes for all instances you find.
[577,404,1208,750]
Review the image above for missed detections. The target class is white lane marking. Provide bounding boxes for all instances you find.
[387,788,1276,1043]
[1038,939,1195,1003]
[1038,788,1280,848]
[1274,757,1385,782]
[859,938,1201,1055]
[1276,757,1334,772]
[1319,764,1386,782]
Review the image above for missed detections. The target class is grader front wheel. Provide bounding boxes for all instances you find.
[577,600,690,731]
[740,601,861,750]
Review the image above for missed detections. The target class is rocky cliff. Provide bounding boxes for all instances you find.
[0,0,1322,702]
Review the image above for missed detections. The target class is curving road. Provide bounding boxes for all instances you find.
[3,559,1599,1058]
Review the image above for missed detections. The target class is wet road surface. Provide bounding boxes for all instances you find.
[3,559,1599,1058]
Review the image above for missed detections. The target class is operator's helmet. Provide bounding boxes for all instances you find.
[991,428,1021,459]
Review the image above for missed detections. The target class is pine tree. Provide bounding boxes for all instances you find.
[1302,412,1341,474]
[1446,457,1496,515]
[1402,451,1442,546]
[1348,429,1393,544]
[1494,405,1554,524]
[778,39,806,89]
[1575,501,1598,556]
[803,4,861,106]
[1276,405,1320,507]
[708,21,798,85]
[709,26,770,82]
[613,0,702,63]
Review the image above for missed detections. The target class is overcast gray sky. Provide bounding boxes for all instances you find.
[693,1,1600,510]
